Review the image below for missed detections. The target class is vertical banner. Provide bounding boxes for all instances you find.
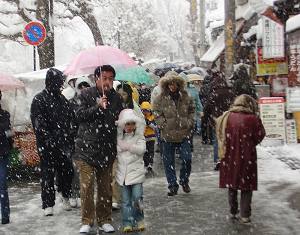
[262,16,285,59]
[259,97,286,146]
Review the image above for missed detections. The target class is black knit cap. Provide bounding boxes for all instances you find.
[45,68,65,90]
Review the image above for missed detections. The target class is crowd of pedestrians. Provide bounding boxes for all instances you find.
[0,63,266,232]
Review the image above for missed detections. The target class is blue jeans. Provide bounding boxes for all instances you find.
[121,183,144,227]
[0,155,10,221]
[161,138,192,190]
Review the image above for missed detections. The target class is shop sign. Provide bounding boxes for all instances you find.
[256,46,288,76]
[262,16,285,59]
[259,97,286,146]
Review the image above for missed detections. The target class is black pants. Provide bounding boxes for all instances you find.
[201,116,213,143]
[40,154,74,209]
[228,188,253,218]
[144,140,155,167]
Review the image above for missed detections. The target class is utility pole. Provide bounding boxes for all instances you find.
[198,0,206,58]
[190,0,200,66]
[224,0,236,81]
[117,16,121,49]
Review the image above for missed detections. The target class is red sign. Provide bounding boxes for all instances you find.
[259,97,285,104]
[22,21,46,46]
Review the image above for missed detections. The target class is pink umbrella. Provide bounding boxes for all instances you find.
[0,73,25,91]
[64,45,137,76]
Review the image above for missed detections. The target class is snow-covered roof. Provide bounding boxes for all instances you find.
[15,65,67,82]
[200,33,224,63]
[286,14,300,33]
[201,20,244,63]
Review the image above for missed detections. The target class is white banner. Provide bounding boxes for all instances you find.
[262,16,285,59]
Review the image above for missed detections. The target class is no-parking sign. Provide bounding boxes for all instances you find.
[22,21,46,46]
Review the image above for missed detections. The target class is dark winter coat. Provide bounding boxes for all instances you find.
[219,112,265,191]
[138,87,151,105]
[0,106,13,156]
[74,87,123,168]
[152,71,195,143]
[204,75,235,127]
[30,89,75,159]
[232,66,257,100]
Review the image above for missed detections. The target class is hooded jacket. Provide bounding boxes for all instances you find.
[30,69,75,158]
[152,71,195,143]
[140,101,156,141]
[116,109,146,186]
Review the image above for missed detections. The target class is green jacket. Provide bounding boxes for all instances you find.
[152,72,195,143]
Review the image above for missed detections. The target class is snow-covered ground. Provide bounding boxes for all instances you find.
[1,140,300,235]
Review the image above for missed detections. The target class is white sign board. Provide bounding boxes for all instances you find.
[262,16,285,59]
[259,97,286,146]
[286,87,300,113]
[285,119,298,144]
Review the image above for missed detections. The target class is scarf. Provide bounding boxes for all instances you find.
[216,105,254,160]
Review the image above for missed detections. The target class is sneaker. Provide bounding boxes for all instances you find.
[181,183,191,193]
[123,225,133,233]
[99,223,115,233]
[79,224,91,233]
[112,202,120,211]
[167,188,178,196]
[239,217,251,224]
[62,198,72,211]
[69,198,77,208]
[44,207,54,216]
[1,217,10,224]
[136,221,145,231]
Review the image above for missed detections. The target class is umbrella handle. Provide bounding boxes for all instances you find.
[100,72,107,109]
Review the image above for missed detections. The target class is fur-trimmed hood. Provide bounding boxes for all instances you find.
[159,71,188,96]
[117,109,145,137]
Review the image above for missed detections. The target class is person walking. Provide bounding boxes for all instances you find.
[74,65,123,234]
[30,68,75,216]
[204,73,234,170]
[140,101,157,176]
[68,77,92,208]
[116,109,146,233]
[0,90,13,224]
[153,71,195,196]
[216,94,265,224]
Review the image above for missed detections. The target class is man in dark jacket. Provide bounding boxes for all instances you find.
[30,68,74,216]
[74,65,123,234]
[204,73,234,170]
[0,90,13,224]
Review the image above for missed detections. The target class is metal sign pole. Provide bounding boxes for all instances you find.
[33,46,36,71]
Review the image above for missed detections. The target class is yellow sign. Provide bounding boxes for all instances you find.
[256,47,288,75]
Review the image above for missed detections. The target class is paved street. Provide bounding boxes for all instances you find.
[1,136,300,235]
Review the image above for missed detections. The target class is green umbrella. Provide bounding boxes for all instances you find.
[116,66,154,85]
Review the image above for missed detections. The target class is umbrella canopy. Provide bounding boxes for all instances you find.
[187,74,204,82]
[184,67,207,77]
[116,66,154,85]
[153,63,178,77]
[0,73,25,91]
[64,45,137,76]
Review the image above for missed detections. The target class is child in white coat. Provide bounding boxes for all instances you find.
[116,109,146,233]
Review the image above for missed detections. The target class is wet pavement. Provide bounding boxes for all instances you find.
[1,136,300,235]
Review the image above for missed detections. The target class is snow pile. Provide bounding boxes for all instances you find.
[286,14,300,33]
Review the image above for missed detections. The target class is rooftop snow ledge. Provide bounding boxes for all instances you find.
[286,14,300,33]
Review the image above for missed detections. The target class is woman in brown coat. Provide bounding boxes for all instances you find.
[216,94,265,224]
